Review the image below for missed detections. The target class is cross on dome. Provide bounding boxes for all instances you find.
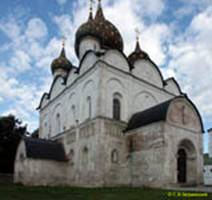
[61,36,67,48]
[135,28,141,43]
[89,0,95,20]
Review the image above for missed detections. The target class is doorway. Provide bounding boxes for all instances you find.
[177,148,187,183]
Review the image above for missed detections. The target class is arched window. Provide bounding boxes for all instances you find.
[82,146,89,165]
[69,149,74,165]
[111,149,119,163]
[56,113,61,133]
[20,153,25,162]
[71,105,76,125]
[113,98,121,120]
[87,96,92,119]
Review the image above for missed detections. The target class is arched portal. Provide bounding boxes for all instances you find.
[176,139,197,185]
[177,148,187,183]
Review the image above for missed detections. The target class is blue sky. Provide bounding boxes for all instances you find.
[0,0,211,152]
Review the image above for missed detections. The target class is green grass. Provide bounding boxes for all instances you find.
[0,184,211,200]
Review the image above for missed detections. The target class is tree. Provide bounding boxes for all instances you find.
[31,128,39,138]
[0,115,27,173]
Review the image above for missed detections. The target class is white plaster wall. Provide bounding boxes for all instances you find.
[79,36,100,60]
[39,94,49,110]
[80,52,98,74]
[67,92,77,129]
[80,79,97,121]
[67,70,78,86]
[42,114,49,139]
[14,140,26,184]
[132,60,163,88]
[15,159,68,186]
[133,91,158,113]
[51,77,66,100]
[99,61,174,122]
[14,140,68,186]
[106,77,127,121]
[39,65,100,139]
[165,79,181,96]
[204,165,212,185]
[39,53,178,138]
[103,50,129,73]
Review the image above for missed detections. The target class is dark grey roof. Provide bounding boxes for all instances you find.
[125,95,204,133]
[204,153,212,165]
[24,138,67,162]
[125,99,173,132]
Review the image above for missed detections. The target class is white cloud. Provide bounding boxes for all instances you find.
[25,18,48,40]
[53,0,170,66]
[0,16,51,131]
[175,0,212,18]
[0,96,3,103]
[167,6,212,120]
[133,0,165,20]
[10,50,31,72]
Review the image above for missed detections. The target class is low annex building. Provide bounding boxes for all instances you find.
[203,129,212,186]
[15,0,204,187]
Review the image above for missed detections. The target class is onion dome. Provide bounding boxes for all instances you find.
[128,40,149,69]
[51,46,72,75]
[75,0,124,58]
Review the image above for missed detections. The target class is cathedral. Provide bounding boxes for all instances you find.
[14,0,204,187]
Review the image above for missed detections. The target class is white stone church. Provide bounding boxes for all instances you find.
[14,1,204,187]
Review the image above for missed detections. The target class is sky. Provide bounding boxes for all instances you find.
[0,0,211,152]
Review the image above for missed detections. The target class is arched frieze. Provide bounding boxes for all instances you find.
[167,98,203,133]
[51,103,64,136]
[106,78,127,121]
[81,80,96,121]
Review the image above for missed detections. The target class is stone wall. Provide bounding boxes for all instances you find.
[164,123,204,186]
[125,122,167,187]
[15,159,68,186]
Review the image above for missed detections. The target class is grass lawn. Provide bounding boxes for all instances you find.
[0,184,211,200]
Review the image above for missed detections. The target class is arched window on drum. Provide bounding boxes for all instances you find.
[56,113,61,134]
[113,93,122,120]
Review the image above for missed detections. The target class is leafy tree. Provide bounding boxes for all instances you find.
[31,128,39,138]
[0,115,27,173]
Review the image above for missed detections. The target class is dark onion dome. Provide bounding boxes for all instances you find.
[51,47,72,75]
[75,1,124,58]
[128,41,149,69]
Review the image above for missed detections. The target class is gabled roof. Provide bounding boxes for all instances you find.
[125,96,204,132]
[125,99,172,132]
[24,138,67,162]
